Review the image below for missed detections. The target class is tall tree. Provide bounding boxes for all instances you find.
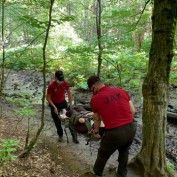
[130,1,177,177]
[96,0,103,77]
[19,0,55,158]
[0,0,6,95]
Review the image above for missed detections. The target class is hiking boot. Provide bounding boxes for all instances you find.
[73,139,79,144]
[69,127,79,144]
[72,134,79,144]
[90,166,102,177]
[116,168,127,177]
[58,136,63,142]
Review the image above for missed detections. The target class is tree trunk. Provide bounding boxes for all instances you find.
[130,1,177,177]
[0,0,6,96]
[19,0,55,158]
[96,0,103,77]
[133,32,144,52]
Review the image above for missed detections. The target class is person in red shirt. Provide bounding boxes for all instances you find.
[87,76,136,177]
[46,70,73,142]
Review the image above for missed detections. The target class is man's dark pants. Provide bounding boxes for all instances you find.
[93,121,137,177]
[49,100,67,137]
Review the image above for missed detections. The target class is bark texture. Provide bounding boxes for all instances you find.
[0,0,6,95]
[130,1,177,177]
[96,0,103,77]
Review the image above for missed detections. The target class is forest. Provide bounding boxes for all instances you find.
[0,0,177,177]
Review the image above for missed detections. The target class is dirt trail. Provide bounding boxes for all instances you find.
[2,70,177,177]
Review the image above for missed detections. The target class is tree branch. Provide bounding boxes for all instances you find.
[135,0,151,28]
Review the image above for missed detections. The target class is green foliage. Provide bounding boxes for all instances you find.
[51,43,97,87]
[20,15,47,29]
[71,75,88,90]
[170,73,177,83]
[6,93,37,118]
[6,92,31,104]
[1,0,177,95]
[14,107,36,118]
[0,138,19,165]
[170,56,177,83]
[167,161,175,172]
[141,36,152,53]
[101,0,152,49]
[78,81,88,90]
[101,47,148,90]
[3,45,43,71]
[6,97,26,105]
[0,0,79,73]
[58,14,76,23]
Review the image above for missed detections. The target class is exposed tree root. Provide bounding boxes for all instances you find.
[129,154,176,177]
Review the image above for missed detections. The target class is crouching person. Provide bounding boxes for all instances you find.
[87,76,137,177]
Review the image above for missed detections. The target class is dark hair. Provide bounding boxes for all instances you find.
[87,76,100,90]
[66,109,77,117]
[55,70,64,81]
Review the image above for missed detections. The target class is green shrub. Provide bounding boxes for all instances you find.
[0,138,19,165]
[167,161,175,173]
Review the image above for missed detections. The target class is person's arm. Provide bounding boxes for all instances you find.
[129,100,136,116]
[93,113,101,133]
[46,93,58,114]
[66,89,73,108]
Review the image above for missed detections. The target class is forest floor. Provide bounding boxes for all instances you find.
[0,92,143,177]
[0,70,177,177]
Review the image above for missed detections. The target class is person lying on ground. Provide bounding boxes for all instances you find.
[66,108,105,138]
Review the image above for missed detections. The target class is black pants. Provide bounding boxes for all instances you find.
[49,100,68,137]
[99,127,105,137]
[93,121,137,177]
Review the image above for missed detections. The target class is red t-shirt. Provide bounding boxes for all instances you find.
[47,80,69,103]
[91,86,133,129]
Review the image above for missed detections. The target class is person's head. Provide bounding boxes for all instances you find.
[55,70,64,84]
[65,109,77,117]
[74,106,86,112]
[87,76,104,95]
